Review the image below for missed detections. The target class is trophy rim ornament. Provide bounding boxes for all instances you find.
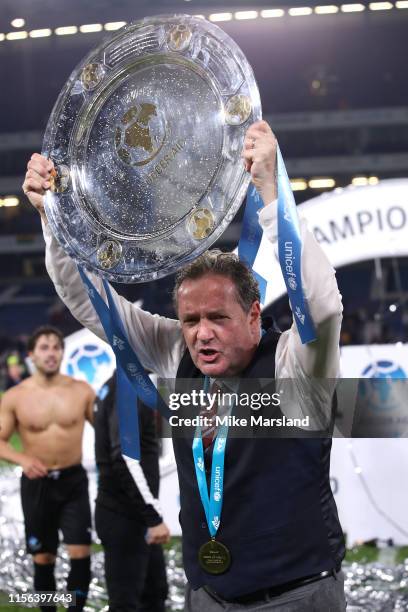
[42,14,261,283]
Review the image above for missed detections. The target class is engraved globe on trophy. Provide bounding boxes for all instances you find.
[43,14,261,282]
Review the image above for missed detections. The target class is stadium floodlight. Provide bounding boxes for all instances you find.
[315,5,339,13]
[209,12,233,22]
[396,0,408,7]
[29,29,52,38]
[352,176,379,187]
[309,178,336,189]
[261,9,285,17]
[104,22,127,30]
[288,6,313,15]
[11,18,25,28]
[6,31,28,40]
[369,1,393,9]
[0,196,20,207]
[0,34,5,42]
[352,176,369,186]
[79,24,103,33]
[290,179,308,191]
[235,11,258,20]
[55,26,78,36]
[341,3,365,11]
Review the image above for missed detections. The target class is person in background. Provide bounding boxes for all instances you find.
[4,354,28,390]
[0,326,95,612]
[95,374,169,611]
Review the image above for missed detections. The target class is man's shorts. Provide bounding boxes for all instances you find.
[21,464,92,555]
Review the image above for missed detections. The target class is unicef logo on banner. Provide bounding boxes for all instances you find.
[61,329,115,392]
[359,360,407,414]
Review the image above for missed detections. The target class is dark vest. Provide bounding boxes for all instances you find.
[173,324,345,598]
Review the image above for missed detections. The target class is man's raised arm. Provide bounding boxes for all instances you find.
[23,154,185,378]
[243,121,342,380]
[259,203,343,380]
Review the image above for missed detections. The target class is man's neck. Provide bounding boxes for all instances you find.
[32,371,62,388]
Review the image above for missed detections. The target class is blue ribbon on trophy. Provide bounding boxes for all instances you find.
[78,267,171,460]
[276,145,316,344]
[239,144,316,345]
[238,184,268,304]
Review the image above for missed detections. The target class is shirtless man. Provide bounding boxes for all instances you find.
[0,325,95,612]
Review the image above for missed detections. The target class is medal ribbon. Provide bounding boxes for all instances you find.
[192,377,229,538]
[238,184,267,304]
[276,145,316,343]
[239,145,316,344]
[78,266,171,460]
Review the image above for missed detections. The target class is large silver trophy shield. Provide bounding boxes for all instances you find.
[43,14,261,282]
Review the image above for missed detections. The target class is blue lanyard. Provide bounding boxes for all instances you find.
[239,145,316,344]
[238,184,267,304]
[78,267,171,460]
[192,377,229,538]
[276,146,316,343]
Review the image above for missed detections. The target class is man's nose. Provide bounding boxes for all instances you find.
[197,320,214,341]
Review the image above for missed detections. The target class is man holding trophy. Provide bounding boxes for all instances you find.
[23,120,345,611]
[22,14,346,612]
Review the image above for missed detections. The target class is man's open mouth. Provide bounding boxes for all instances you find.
[198,349,219,362]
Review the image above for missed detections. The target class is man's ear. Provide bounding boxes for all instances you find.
[249,301,261,326]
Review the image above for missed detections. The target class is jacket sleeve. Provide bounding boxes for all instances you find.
[258,201,343,380]
[258,201,342,429]
[43,221,185,378]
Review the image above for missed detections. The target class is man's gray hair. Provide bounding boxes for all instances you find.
[173,249,260,313]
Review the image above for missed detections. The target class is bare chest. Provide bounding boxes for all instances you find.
[16,388,85,433]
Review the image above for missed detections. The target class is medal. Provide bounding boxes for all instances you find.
[193,377,232,574]
[198,538,231,575]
